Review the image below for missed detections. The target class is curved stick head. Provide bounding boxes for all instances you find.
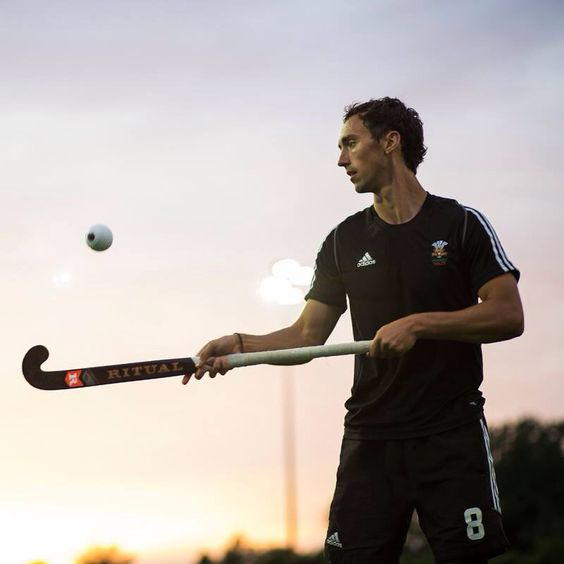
[22,345,51,389]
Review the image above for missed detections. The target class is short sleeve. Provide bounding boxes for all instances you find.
[463,206,520,294]
[304,227,348,312]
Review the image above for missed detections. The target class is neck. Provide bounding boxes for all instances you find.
[372,169,427,225]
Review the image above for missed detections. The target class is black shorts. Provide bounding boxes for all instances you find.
[325,418,509,564]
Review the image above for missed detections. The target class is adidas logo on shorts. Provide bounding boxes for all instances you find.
[326,532,343,548]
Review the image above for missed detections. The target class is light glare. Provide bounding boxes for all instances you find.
[271,259,301,281]
[290,265,314,287]
[51,271,72,287]
[260,259,313,305]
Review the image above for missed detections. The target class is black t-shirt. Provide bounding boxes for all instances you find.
[305,193,520,439]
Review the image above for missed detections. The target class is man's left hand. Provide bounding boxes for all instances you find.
[368,315,419,358]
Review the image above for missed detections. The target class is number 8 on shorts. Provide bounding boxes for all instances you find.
[464,507,485,540]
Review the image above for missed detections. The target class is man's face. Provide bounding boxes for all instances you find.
[338,114,388,193]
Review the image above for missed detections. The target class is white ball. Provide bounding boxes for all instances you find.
[86,224,113,251]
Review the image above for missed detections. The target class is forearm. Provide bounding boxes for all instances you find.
[237,322,324,355]
[411,299,524,344]
[236,299,341,355]
[368,274,524,358]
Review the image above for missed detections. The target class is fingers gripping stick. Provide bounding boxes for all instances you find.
[22,341,371,390]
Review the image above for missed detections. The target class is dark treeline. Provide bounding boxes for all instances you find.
[198,418,564,564]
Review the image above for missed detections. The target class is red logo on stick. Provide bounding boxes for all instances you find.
[65,370,84,387]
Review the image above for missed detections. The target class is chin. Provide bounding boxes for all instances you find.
[354,183,370,194]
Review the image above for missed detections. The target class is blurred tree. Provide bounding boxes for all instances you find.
[198,555,214,564]
[490,418,564,563]
[223,546,245,564]
[201,542,324,564]
[217,535,257,564]
[293,550,324,564]
[255,548,297,564]
[75,544,135,564]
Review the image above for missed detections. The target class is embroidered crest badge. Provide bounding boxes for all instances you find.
[431,240,448,266]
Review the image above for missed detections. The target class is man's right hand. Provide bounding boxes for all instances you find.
[182,333,244,385]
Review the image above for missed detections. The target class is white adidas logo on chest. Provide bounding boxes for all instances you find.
[357,252,376,267]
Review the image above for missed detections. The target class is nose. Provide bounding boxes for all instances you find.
[338,148,349,168]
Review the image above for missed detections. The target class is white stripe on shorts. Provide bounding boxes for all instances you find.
[480,418,502,513]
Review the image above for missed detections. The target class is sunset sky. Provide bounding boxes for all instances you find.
[2,1,563,563]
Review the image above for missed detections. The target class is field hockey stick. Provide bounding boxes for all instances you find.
[22,341,371,390]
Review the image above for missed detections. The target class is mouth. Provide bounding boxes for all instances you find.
[346,170,357,180]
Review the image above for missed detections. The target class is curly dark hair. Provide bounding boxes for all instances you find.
[343,97,427,173]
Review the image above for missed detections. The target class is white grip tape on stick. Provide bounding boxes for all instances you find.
[226,340,372,369]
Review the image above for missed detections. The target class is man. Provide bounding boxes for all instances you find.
[185,97,524,564]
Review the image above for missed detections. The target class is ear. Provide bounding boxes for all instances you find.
[382,130,401,154]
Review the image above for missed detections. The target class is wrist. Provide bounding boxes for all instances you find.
[233,332,244,353]
[409,313,427,339]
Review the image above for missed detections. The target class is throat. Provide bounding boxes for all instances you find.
[373,186,427,225]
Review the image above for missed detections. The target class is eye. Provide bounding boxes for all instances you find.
[348,140,357,148]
